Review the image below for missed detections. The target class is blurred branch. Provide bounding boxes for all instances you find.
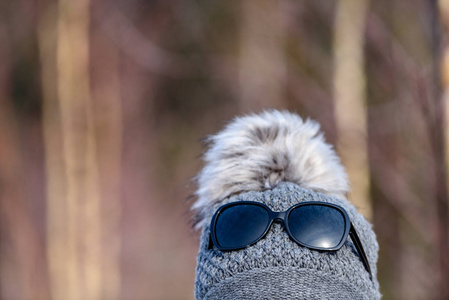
[366,12,425,77]
[99,7,192,78]
[370,146,432,247]
[333,0,371,219]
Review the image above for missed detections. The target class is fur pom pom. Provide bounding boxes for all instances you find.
[192,110,349,229]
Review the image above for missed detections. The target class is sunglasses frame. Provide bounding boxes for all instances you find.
[209,200,372,279]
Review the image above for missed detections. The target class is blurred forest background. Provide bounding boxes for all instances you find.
[1,0,449,299]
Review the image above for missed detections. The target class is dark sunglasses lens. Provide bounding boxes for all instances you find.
[215,204,270,249]
[288,205,346,249]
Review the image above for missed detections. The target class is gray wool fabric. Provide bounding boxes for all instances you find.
[195,182,381,299]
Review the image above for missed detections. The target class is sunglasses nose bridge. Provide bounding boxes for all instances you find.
[271,211,287,224]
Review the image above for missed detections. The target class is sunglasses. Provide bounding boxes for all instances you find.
[208,201,372,279]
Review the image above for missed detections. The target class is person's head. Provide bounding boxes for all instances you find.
[192,111,380,299]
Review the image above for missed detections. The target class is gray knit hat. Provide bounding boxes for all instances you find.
[192,111,381,299]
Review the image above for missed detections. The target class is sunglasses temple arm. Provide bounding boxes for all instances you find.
[208,233,213,250]
[349,223,373,280]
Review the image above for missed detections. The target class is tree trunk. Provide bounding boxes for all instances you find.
[333,0,372,219]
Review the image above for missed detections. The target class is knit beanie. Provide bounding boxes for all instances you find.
[191,111,381,299]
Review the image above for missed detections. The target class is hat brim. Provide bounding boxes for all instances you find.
[202,266,380,300]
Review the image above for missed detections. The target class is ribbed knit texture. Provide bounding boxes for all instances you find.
[195,182,381,299]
